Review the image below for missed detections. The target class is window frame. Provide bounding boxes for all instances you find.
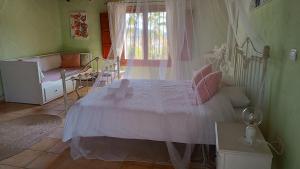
[121,5,171,67]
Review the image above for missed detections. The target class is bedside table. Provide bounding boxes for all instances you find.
[215,122,273,169]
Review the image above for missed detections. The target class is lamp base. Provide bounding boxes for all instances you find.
[245,125,256,145]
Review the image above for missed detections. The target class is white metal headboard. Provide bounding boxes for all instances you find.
[233,37,270,106]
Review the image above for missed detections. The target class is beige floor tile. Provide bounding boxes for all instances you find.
[46,149,122,169]
[56,112,66,119]
[42,101,57,107]
[12,106,42,115]
[0,165,23,169]
[0,106,46,122]
[0,103,36,115]
[26,152,58,169]
[0,113,22,122]
[51,104,65,112]
[0,150,41,167]
[47,141,69,154]
[59,121,65,128]
[47,128,64,139]
[40,109,62,116]
[153,164,174,169]
[121,164,153,169]
[121,162,153,169]
[87,160,122,169]
[41,102,61,110]
[30,138,59,151]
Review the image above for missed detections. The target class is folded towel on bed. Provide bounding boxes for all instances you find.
[106,79,133,99]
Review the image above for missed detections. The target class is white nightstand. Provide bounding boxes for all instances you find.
[215,122,273,169]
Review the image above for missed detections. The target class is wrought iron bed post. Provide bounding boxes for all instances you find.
[60,70,68,112]
[96,56,99,73]
[258,45,270,105]
[117,55,120,80]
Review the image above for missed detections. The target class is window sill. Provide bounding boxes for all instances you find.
[121,59,171,67]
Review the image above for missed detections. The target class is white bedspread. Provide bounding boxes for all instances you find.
[63,79,235,145]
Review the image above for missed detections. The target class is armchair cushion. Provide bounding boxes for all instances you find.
[61,53,81,68]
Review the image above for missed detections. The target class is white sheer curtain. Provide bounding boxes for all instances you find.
[121,0,172,80]
[116,2,198,169]
[166,0,192,80]
[107,2,127,59]
[164,1,195,168]
[107,2,127,77]
[225,0,265,51]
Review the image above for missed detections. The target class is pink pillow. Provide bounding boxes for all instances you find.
[196,71,222,103]
[193,64,212,87]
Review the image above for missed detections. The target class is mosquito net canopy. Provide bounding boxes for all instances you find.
[106,0,228,81]
[63,0,267,169]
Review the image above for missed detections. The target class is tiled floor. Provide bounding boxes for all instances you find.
[0,90,73,169]
[0,89,203,169]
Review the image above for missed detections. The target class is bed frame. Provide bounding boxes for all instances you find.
[232,37,270,107]
[61,36,271,168]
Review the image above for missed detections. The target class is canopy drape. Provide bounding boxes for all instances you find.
[69,1,267,169]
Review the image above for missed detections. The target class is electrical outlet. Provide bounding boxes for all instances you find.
[289,49,297,62]
[270,136,285,155]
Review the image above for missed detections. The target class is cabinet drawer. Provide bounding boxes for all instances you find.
[43,80,75,103]
[222,152,272,169]
[44,83,63,102]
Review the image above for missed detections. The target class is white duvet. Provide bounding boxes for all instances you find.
[63,79,235,145]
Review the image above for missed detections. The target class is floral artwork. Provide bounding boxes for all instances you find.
[70,12,88,39]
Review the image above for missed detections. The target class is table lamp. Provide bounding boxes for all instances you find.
[242,107,263,145]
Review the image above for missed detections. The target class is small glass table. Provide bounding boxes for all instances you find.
[72,72,98,98]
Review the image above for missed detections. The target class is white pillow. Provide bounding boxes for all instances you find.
[204,92,235,122]
[220,87,250,107]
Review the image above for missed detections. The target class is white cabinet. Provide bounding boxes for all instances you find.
[0,53,91,105]
[42,80,75,103]
[215,122,273,169]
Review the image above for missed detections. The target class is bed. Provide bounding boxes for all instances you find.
[63,79,235,145]
[62,38,270,168]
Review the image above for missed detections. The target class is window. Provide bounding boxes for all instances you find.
[148,12,168,60]
[125,13,144,60]
[123,9,168,65]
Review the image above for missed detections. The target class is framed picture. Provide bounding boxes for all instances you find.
[70,12,89,39]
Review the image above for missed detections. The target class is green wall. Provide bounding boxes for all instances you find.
[0,0,107,98]
[0,0,62,98]
[59,0,106,59]
[252,0,300,169]
[1,1,300,168]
